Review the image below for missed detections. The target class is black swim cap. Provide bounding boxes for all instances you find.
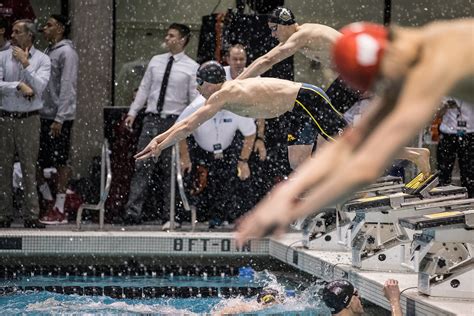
[268,7,296,25]
[196,61,226,85]
[321,280,355,314]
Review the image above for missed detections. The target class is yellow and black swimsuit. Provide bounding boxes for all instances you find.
[288,83,348,145]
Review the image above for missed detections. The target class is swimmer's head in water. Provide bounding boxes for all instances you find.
[257,288,283,305]
[321,280,360,315]
[332,22,388,91]
[268,7,296,26]
[196,61,226,86]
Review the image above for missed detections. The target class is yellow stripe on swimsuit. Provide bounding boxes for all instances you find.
[295,99,336,141]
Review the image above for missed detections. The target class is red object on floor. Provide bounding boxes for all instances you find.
[39,207,68,224]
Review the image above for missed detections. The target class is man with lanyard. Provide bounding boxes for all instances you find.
[123,23,199,226]
[178,45,257,228]
[437,97,474,197]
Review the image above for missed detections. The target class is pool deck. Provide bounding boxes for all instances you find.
[0,223,472,315]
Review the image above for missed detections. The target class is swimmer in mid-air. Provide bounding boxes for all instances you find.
[236,18,474,245]
[134,61,347,161]
[237,7,360,168]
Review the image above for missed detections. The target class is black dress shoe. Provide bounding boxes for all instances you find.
[24,219,46,228]
[0,219,12,228]
[123,213,142,225]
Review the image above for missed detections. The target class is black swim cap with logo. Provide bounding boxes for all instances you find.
[196,61,226,85]
[268,7,296,25]
[321,280,355,314]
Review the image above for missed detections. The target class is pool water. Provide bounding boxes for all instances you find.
[0,270,326,315]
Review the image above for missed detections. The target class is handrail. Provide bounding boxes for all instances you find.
[76,140,112,230]
[170,143,196,231]
[175,144,191,211]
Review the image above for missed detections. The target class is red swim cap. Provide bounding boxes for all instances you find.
[332,22,388,91]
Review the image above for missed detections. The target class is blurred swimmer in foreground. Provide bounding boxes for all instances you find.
[236,18,474,245]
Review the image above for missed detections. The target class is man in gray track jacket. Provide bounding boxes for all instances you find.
[38,14,79,224]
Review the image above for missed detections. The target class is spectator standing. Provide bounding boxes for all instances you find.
[0,19,50,228]
[123,23,199,225]
[437,97,474,197]
[0,17,11,51]
[36,14,78,224]
[224,43,267,217]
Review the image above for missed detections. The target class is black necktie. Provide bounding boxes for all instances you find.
[156,55,174,113]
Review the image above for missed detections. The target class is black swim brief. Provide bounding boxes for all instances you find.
[288,83,347,145]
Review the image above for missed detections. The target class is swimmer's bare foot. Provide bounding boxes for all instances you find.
[413,147,431,179]
[406,147,431,180]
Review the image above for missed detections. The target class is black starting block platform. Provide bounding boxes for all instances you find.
[399,210,473,230]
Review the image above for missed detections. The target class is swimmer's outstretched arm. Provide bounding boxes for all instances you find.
[134,93,227,160]
[237,33,303,80]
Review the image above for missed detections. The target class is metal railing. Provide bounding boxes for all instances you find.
[76,140,112,230]
[171,143,196,231]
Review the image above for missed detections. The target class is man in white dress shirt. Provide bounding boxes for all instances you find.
[178,44,256,227]
[123,23,199,225]
[0,19,51,228]
[437,97,474,197]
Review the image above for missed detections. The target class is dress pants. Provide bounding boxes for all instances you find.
[0,114,41,220]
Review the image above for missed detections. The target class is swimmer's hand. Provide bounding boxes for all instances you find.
[134,136,164,160]
[253,138,267,161]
